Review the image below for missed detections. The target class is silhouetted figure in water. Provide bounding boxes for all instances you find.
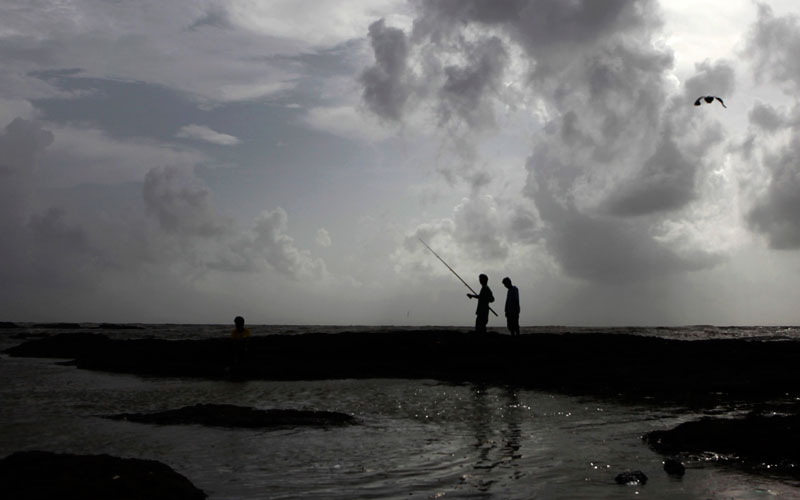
[230,316,250,366]
[694,96,726,108]
[468,274,494,334]
[502,277,520,336]
[231,316,250,340]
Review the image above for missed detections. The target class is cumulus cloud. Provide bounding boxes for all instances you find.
[746,3,800,90]
[745,136,800,249]
[316,228,332,247]
[365,0,733,284]
[143,166,231,237]
[743,5,800,250]
[211,208,327,280]
[175,124,241,145]
[359,19,411,121]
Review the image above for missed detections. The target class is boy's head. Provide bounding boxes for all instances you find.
[502,277,512,288]
[234,316,245,330]
[479,274,488,285]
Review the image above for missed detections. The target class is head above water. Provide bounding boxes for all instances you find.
[234,316,245,330]
[479,274,488,285]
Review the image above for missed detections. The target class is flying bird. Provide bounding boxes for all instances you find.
[694,96,726,108]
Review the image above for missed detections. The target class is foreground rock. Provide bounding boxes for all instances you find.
[6,330,800,401]
[0,450,205,500]
[645,414,800,470]
[104,403,356,428]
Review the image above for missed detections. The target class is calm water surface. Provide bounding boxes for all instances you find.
[2,324,799,499]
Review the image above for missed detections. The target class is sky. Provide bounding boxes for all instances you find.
[2,0,800,326]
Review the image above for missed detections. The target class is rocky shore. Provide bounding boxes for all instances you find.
[0,451,206,499]
[6,329,800,402]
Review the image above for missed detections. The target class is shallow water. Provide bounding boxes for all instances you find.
[2,325,800,498]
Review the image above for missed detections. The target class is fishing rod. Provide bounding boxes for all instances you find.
[418,238,498,317]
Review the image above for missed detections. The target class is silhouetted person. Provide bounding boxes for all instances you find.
[502,277,520,336]
[230,315,250,366]
[468,274,494,334]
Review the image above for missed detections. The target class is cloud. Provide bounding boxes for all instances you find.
[745,136,800,249]
[175,124,241,145]
[743,5,800,250]
[437,36,508,129]
[367,0,733,284]
[0,118,54,228]
[452,195,508,260]
[748,101,789,132]
[316,228,332,247]
[746,3,800,90]
[359,19,411,121]
[142,165,231,237]
[211,208,327,280]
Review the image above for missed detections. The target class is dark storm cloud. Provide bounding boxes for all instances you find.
[743,6,800,250]
[746,3,800,90]
[526,153,722,283]
[188,6,232,31]
[438,36,508,129]
[748,102,789,132]
[359,19,410,121]
[746,136,800,250]
[603,134,696,216]
[359,0,730,283]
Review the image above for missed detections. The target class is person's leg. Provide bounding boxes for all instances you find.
[511,315,520,336]
[475,314,488,333]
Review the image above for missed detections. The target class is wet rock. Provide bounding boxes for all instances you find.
[5,332,109,359]
[104,403,356,428]
[663,458,685,476]
[0,450,206,500]
[98,323,144,330]
[31,322,82,329]
[645,414,800,466]
[6,330,800,402]
[615,470,647,485]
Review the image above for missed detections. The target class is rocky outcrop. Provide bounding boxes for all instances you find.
[6,330,800,401]
[645,414,800,468]
[104,403,356,428]
[0,450,206,500]
[615,470,647,485]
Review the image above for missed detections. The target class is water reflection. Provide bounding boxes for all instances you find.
[466,384,525,492]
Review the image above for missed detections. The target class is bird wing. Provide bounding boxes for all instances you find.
[694,98,702,106]
[715,97,727,108]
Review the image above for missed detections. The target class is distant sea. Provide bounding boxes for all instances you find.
[2,323,799,499]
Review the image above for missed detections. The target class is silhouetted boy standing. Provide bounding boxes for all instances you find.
[468,274,494,334]
[502,277,520,336]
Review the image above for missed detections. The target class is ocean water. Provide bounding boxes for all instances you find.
[1,324,800,499]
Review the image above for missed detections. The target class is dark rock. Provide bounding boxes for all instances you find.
[5,332,109,359]
[663,458,685,476]
[615,470,647,485]
[5,330,800,403]
[0,450,206,500]
[98,323,144,330]
[645,414,800,467]
[31,322,82,329]
[104,403,356,428]
[0,321,19,329]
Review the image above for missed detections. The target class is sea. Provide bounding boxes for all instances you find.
[2,323,800,499]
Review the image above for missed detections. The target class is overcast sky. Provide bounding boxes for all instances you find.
[3,0,800,326]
